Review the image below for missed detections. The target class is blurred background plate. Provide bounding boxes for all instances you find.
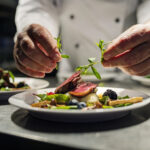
[131,76,150,86]
[0,77,49,100]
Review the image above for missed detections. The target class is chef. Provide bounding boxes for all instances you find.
[14,0,150,78]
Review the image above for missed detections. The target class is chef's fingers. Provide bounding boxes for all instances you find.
[119,58,150,76]
[18,33,56,69]
[14,55,45,78]
[104,24,150,60]
[16,49,52,73]
[102,42,150,67]
[136,69,150,76]
[27,24,61,62]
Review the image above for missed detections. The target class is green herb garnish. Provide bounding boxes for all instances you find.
[55,36,70,59]
[75,40,110,80]
[96,40,109,62]
[145,75,150,79]
[36,93,70,104]
[0,87,11,91]
[102,105,114,109]
[76,57,101,80]
[8,71,15,82]
[51,105,78,109]
[114,103,132,107]
[99,96,110,105]
[118,95,130,99]
[61,54,70,58]
[55,37,110,80]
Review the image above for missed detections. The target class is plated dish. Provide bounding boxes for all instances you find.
[32,71,143,110]
[1,77,49,100]
[0,68,30,91]
[0,69,49,100]
[9,72,150,122]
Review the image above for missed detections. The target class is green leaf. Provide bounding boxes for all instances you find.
[61,54,70,58]
[88,57,96,63]
[99,96,109,105]
[36,94,70,104]
[55,64,58,70]
[51,105,78,109]
[0,79,5,86]
[145,75,150,78]
[76,66,83,71]
[102,105,114,109]
[96,40,108,63]
[118,95,130,99]
[91,66,101,80]
[55,36,70,59]
[98,82,104,87]
[0,87,11,91]
[55,37,62,53]
[114,103,132,107]
[36,94,48,101]
[8,71,15,82]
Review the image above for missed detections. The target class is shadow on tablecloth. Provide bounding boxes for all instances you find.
[11,103,150,133]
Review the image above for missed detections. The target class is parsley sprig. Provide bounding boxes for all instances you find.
[96,40,107,62]
[76,40,110,80]
[55,36,110,80]
[55,37,70,59]
[76,58,101,80]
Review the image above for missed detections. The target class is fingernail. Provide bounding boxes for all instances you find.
[46,68,52,73]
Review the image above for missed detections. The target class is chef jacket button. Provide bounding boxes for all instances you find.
[75,43,79,48]
[115,18,120,23]
[70,14,75,19]
[52,0,57,6]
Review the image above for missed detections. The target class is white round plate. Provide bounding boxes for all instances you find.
[59,72,116,82]
[131,76,150,86]
[0,77,49,100]
[9,87,150,122]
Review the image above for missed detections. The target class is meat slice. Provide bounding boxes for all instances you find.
[69,82,97,97]
[55,71,81,94]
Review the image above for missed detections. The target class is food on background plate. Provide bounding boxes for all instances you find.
[31,71,143,110]
[0,68,30,91]
[145,75,150,79]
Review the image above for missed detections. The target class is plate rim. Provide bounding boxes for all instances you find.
[132,76,150,82]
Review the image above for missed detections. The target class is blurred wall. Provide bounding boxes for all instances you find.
[0,0,18,70]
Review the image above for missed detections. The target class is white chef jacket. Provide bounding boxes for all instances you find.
[15,0,150,75]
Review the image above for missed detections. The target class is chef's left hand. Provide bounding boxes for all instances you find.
[102,24,150,76]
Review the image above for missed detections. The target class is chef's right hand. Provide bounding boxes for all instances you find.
[14,24,61,78]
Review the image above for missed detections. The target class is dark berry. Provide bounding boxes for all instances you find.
[103,89,117,100]
[77,102,87,109]
[17,82,26,88]
[68,99,79,105]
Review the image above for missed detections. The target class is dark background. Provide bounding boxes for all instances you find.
[0,0,18,70]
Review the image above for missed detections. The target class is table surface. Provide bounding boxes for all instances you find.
[0,74,150,150]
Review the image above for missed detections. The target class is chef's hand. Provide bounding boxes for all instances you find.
[14,24,61,78]
[102,24,150,76]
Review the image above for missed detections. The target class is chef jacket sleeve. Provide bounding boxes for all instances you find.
[15,0,59,37]
[137,0,150,23]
